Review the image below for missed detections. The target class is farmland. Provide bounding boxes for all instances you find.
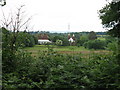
[24,45,111,57]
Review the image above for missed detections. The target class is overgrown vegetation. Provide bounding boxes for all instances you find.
[84,40,107,50]
[2,1,120,89]
[2,48,120,89]
[2,27,120,89]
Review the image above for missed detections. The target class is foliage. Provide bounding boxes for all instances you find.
[77,35,89,46]
[99,1,120,38]
[2,49,120,89]
[88,31,97,40]
[0,0,6,6]
[16,32,36,47]
[2,50,35,88]
[107,41,118,53]
[105,35,116,44]
[86,53,120,89]
[55,39,63,46]
[2,28,120,89]
[2,27,36,48]
[50,36,62,42]
[62,37,69,46]
[84,40,107,50]
[2,27,36,73]
[50,35,69,46]
[33,35,38,44]
[99,1,120,62]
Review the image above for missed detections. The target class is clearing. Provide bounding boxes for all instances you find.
[24,45,111,57]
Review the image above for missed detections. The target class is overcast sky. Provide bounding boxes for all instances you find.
[0,0,109,32]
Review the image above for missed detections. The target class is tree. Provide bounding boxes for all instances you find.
[62,37,69,46]
[84,40,106,50]
[99,1,120,63]
[16,32,36,47]
[1,6,32,73]
[77,35,88,46]
[51,36,62,42]
[99,1,120,38]
[55,39,63,46]
[1,5,32,51]
[0,0,6,6]
[88,31,97,40]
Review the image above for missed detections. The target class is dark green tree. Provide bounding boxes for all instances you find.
[99,1,120,63]
[51,36,62,42]
[99,1,120,38]
[88,31,97,40]
[77,35,89,46]
[84,40,106,50]
[16,32,36,47]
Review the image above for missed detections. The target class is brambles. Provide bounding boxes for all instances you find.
[2,48,120,89]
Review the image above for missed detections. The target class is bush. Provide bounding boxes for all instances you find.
[2,50,120,89]
[86,54,120,89]
[16,32,36,47]
[107,41,118,52]
[88,31,97,40]
[84,40,107,50]
[2,49,35,89]
[2,28,36,73]
[77,35,89,46]
[55,39,63,46]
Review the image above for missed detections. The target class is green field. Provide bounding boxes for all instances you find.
[97,37,106,41]
[24,45,110,57]
[24,45,88,51]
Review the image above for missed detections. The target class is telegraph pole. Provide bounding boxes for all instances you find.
[68,23,70,32]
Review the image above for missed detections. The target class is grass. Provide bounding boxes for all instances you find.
[24,45,110,57]
[97,37,106,41]
[24,45,88,51]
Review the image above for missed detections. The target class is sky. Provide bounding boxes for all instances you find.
[0,0,110,33]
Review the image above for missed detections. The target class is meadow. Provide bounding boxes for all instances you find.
[24,45,111,57]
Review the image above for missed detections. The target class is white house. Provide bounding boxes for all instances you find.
[68,37,75,43]
[38,39,52,44]
[68,34,76,45]
[38,34,52,44]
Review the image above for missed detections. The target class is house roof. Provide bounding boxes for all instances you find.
[38,39,51,42]
[38,34,49,40]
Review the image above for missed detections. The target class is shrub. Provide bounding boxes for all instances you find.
[55,39,63,46]
[107,41,118,52]
[88,31,97,40]
[2,49,35,89]
[86,54,120,89]
[16,32,36,47]
[77,35,89,46]
[84,40,107,50]
[2,50,120,89]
